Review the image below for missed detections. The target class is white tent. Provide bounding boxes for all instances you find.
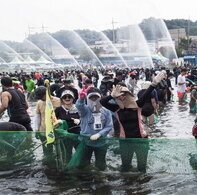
[36,56,53,64]
[9,56,23,64]
[24,55,35,64]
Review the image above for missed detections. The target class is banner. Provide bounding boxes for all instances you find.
[45,87,58,145]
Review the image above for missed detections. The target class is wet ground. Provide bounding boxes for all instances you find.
[0,78,196,194]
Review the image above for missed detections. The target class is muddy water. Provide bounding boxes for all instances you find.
[0,80,196,194]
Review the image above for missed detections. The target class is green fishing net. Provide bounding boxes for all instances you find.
[0,130,196,174]
[0,131,35,170]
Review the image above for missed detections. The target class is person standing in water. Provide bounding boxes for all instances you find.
[100,72,165,172]
[55,90,80,163]
[24,75,36,101]
[192,116,197,139]
[0,77,33,131]
[76,86,113,170]
[189,84,197,113]
[34,86,61,157]
[177,68,187,102]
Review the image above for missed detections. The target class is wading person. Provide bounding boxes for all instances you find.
[192,116,197,139]
[189,84,197,113]
[55,90,80,163]
[137,81,157,125]
[177,68,187,102]
[76,86,113,170]
[34,86,61,157]
[0,77,33,131]
[100,73,164,172]
[25,75,36,101]
[166,72,174,102]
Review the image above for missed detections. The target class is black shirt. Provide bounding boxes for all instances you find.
[100,85,155,138]
[55,106,80,134]
[6,89,28,119]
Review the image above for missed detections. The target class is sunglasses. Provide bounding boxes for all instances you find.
[62,95,73,99]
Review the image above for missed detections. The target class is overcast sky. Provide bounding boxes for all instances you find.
[0,0,196,41]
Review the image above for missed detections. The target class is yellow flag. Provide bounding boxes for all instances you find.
[45,87,58,145]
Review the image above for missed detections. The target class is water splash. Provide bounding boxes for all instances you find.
[24,39,54,63]
[0,57,6,63]
[140,17,177,63]
[0,41,24,62]
[71,30,105,69]
[116,24,154,68]
[93,31,130,68]
[31,32,82,70]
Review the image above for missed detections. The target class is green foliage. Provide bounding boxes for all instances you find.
[179,38,192,50]
[165,19,197,35]
[164,19,189,29]
[176,48,183,57]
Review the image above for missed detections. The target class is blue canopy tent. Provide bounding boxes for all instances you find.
[183,55,197,65]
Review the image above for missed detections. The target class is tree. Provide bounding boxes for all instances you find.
[179,38,192,50]
[176,48,183,57]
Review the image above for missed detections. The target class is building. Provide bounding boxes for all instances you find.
[189,36,197,41]
[90,40,127,54]
[169,28,187,48]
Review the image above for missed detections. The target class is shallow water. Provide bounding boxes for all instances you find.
[0,166,196,194]
[0,79,196,194]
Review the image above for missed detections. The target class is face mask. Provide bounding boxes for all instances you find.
[87,98,102,113]
[87,92,102,113]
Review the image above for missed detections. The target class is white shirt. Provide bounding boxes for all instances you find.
[177,74,186,93]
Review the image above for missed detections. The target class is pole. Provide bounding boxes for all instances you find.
[112,19,118,43]
[187,18,190,51]
[177,29,180,49]
[112,18,115,43]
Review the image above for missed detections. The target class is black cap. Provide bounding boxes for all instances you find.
[87,87,102,95]
[35,86,46,100]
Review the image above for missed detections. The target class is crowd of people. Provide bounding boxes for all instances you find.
[0,65,196,172]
